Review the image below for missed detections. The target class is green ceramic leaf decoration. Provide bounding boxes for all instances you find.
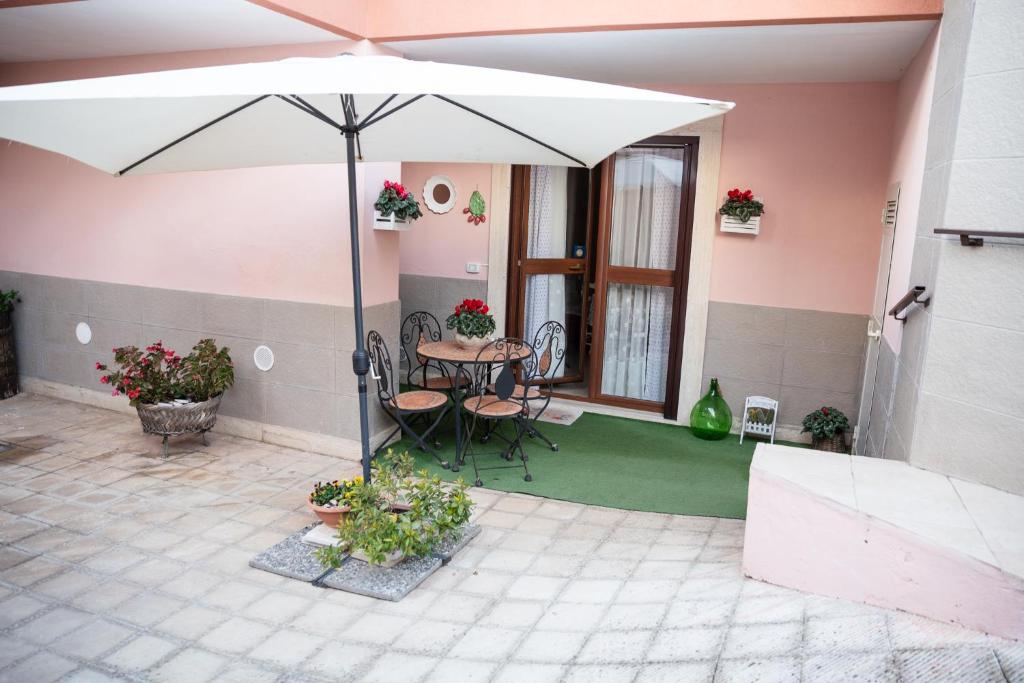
[469,190,486,217]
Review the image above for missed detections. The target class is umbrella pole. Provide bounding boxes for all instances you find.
[344,130,373,484]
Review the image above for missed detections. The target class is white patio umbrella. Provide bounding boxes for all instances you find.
[0,54,734,480]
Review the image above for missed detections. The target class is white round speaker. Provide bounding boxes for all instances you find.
[253,345,275,372]
[75,322,92,345]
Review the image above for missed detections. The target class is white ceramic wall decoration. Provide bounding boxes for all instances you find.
[423,175,457,214]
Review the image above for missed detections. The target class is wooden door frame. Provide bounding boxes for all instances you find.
[506,136,700,416]
[589,136,699,417]
[506,165,594,386]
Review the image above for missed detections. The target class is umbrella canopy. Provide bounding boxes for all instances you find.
[0,54,732,174]
[0,54,733,481]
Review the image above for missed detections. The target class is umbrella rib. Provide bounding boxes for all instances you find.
[431,95,586,167]
[289,95,345,131]
[358,94,397,128]
[117,95,270,175]
[356,95,426,131]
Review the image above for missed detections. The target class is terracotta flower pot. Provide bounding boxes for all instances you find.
[307,500,351,528]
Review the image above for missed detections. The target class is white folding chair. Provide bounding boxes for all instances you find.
[740,396,779,445]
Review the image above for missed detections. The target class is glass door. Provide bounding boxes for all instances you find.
[508,165,596,385]
[592,139,697,417]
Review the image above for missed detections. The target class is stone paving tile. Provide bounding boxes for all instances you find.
[1,394,1019,683]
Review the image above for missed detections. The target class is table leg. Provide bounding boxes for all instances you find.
[451,362,464,472]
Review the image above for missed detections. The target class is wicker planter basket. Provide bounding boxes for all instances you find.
[136,394,222,458]
[812,432,848,453]
[0,310,17,400]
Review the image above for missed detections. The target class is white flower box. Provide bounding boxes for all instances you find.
[720,214,761,235]
[373,209,411,232]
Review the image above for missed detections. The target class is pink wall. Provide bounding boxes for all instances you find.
[398,163,492,281]
[0,43,402,308]
[881,26,940,351]
[649,82,898,315]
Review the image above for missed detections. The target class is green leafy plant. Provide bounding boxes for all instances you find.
[0,290,20,314]
[718,188,764,223]
[375,179,423,221]
[446,298,496,339]
[801,406,850,440]
[309,477,362,507]
[316,449,474,568]
[96,339,234,407]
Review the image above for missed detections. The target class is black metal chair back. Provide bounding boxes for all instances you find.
[528,320,567,384]
[366,329,396,404]
[400,311,444,387]
[466,337,535,410]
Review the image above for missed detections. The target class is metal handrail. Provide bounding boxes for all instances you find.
[889,286,930,323]
[935,229,1024,247]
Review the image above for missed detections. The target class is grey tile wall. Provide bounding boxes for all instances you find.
[884,0,1024,494]
[0,270,399,444]
[701,301,868,428]
[398,273,488,359]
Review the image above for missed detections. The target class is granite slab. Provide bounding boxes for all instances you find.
[317,555,442,601]
[248,524,334,582]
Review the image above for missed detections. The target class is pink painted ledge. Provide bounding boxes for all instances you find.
[743,444,1024,641]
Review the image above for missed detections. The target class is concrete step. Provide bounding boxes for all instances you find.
[743,443,1024,640]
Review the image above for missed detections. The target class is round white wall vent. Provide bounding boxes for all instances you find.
[75,322,92,345]
[253,345,275,372]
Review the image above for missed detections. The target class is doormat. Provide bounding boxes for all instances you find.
[536,404,584,426]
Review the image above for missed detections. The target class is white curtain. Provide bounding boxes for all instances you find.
[524,166,567,376]
[600,148,682,402]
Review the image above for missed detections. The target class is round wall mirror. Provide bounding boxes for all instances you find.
[423,175,456,214]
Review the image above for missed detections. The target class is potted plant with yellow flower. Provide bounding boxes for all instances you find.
[308,476,362,528]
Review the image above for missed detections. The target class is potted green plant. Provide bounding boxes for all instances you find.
[802,406,850,453]
[96,339,234,457]
[308,477,361,528]
[719,187,765,235]
[316,450,473,568]
[446,298,496,350]
[373,179,423,231]
[0,289,20,400]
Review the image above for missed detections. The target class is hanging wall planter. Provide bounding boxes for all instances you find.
[719,188,764,235]
[373,179,422,232]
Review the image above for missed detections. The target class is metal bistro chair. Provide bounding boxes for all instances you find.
[483,320,564,452]
[459,338,536,486]
[400,311,465,394]
[367,329,451,468]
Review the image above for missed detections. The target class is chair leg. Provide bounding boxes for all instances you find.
[393,408,450,468]
[462,413,484,487]
[527,399,559,451]
[513,419,533,482]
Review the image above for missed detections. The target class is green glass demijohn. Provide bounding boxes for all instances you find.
[690,377,732,440]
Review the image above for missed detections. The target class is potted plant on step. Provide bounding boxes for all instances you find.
[802,406,850,453]
[373,179,423,231]
[96,339,234,457]
[0,289,21,400]
[719,187,764,235]
[308,477,361,528]
[446,298,496,350]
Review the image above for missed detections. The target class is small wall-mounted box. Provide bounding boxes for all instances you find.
[373,210,412,231]
[720,214,761,235]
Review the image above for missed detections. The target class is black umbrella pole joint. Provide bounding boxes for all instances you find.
[344,128,373,484]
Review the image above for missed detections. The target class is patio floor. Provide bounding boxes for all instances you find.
[1,393,1021,683]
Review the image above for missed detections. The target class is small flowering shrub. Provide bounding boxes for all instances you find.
[718,187,764,223]
[309,477,362,508]
[801,406,850,440]
[374,179,423,221]
[96,339,234,407]
[446,298,496,339]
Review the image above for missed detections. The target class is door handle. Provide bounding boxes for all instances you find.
[568,264,584,272]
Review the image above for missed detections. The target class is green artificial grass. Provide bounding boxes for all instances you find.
[394,411,802,520]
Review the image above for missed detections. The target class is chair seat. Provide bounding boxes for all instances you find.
[417,375,468,391]
[463,395,528,418]
[390,390,447,412]
[485,382,541,399]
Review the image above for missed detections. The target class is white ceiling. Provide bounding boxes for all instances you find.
[385,21,938,84]
[0,0,340,62]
